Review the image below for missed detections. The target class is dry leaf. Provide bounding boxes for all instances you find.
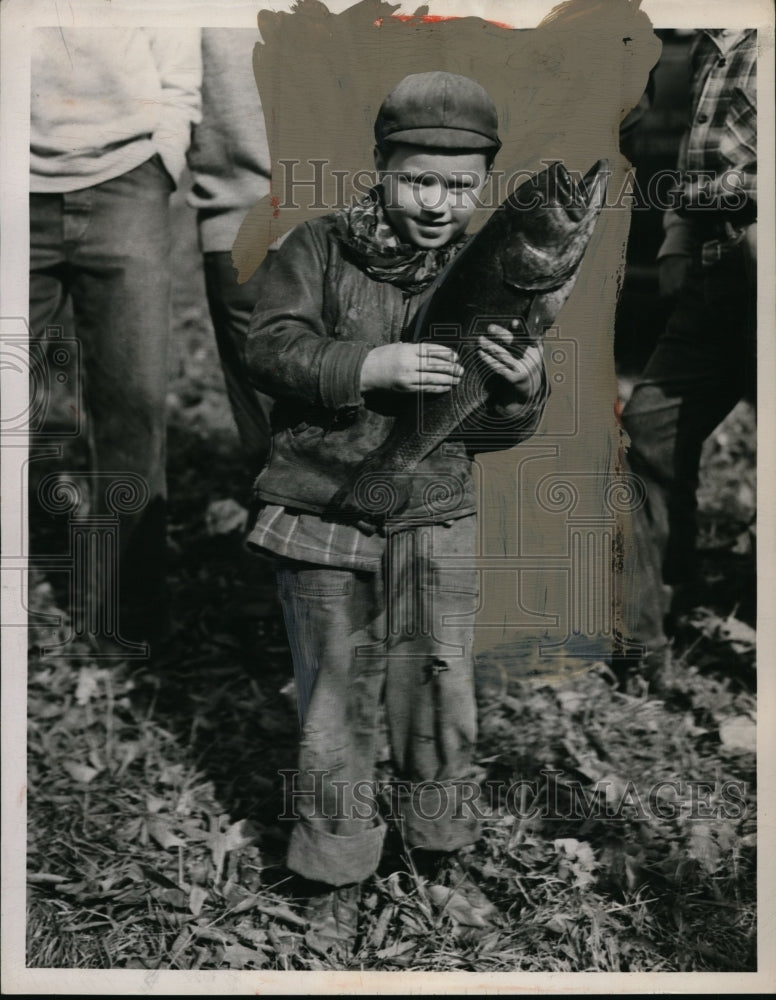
[590,773,629,808]
[545,913,571,935]
[27,872,69,885]
[235,925,268,948]
[139,864,180,889]
[719,715,756,752]
[427,884,496,928]
[375,940,417,959]
[63,761,100,784]
[221,942,267,968]
[554,838,595,862]
[385,872,406,901]
[555,688,585,713]
[152,886,190,909]
[205,498,248,536]
[715,615,756,654]
[146,816,185,850]
[192,925,232,945]
[252,901,307,928]
[687,823,721,874]
[370,905,393,950]
[75,665,102,706]
[554,837,597,888]
[189,884,209,917]
[223,818,259,853]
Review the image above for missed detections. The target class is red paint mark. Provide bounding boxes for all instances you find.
[18,784,27,806]
[392,13,457,22]
[389,13,512,28]
[270,195,280,220]
[614,398,627,474]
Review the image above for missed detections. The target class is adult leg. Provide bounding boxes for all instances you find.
[202,251,273,471]
[28,193,73,433]
[28,194,83,606]
[67,156,174,648]
[621,251,754,651]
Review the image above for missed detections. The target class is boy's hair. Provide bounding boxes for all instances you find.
[374,71,501,166]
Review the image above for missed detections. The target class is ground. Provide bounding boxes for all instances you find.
[24,191,757,972]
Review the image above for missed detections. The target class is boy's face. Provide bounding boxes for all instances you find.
[376,143,491,249]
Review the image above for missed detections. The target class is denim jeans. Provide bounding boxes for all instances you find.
[29,155,174,647]
[275,518,482,886]
[621,233,756,650]
[202,251,273,471]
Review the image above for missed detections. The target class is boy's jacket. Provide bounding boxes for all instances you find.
[246,213,547,524]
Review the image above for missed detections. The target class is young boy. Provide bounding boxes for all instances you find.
[245,72,548,950]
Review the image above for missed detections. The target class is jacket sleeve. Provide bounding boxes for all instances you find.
[245,223,371,411]
[146,29,203,188]
[658,210,694,259]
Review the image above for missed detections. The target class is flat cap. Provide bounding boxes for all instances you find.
[375,71,501,151]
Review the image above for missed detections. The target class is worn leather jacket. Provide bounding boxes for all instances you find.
[245,213,549,524]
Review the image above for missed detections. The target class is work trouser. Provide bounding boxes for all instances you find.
[276,518,482,886]
[201,250,274,472]
[621,222,756,652]
[29,155,174,647]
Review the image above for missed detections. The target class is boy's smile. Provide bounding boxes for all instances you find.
[376,144,491,249]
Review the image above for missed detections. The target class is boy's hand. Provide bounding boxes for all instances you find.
[360,343,464,394]
[478,321,544,407]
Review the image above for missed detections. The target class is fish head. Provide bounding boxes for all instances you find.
[499,159,610,291]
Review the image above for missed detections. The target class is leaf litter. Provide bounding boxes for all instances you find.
[25,288,756,972]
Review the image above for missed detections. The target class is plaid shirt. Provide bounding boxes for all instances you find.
[247,503,385,571]
[247,503,477,572]
[661,28,757,257]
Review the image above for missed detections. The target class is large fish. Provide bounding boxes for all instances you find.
[329,158,610,523]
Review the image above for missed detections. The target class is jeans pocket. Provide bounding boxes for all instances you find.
[425,567,479,596]
[147,152,176,192]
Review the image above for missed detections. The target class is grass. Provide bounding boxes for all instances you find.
[24,197,757,973]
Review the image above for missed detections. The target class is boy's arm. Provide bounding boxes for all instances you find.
[245,223,371,414]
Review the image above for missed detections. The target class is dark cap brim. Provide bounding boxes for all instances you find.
[380,126,501,151]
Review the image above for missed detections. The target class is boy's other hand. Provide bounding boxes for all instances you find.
[360,343,464,394]
[478,321,544,406]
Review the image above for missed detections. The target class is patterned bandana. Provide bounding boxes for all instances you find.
[333,186,468,294]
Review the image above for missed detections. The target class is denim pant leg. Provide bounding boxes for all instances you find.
[382,520,481,852]
[202,251,274,471]
[29,155,174,645]
[276,563,387,886]
[621,250,755,647]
